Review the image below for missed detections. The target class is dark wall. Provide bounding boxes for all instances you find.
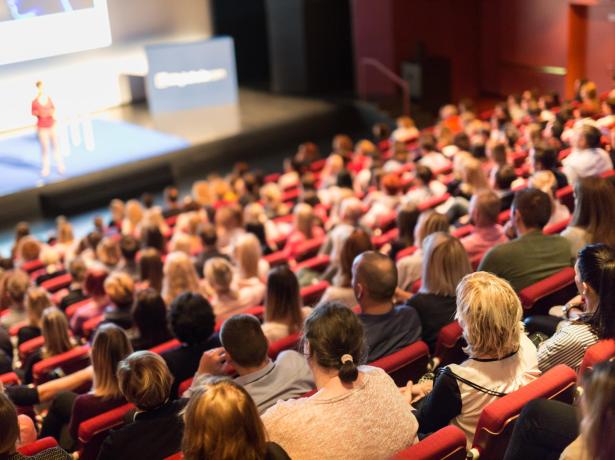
[211,0,270,85]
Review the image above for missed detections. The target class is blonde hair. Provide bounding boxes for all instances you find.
[243,203,267,225]
[117,351,172,411]
[294,203,315,239]
[6,269,30,304]
[41,307,73,357]
[421,233,472,297]
[162,251,200,305]
[96,237,121,267]
[125,200,144,226]
[39,246,60,266]
[25,287,52,327]
[91,324,133,399]
[455,272,522,359]
[260,183,282,206]
[580,360,615,460]
[234,233,261,279]
[529,170,557,199]
[104,272,134,307]
[415,211,449,247]
[182,379,267,460]
[461,157,490,194]
[396,116,416,128]
[205,258,236,298]
[192,180,212,206]
[56,217,74,244]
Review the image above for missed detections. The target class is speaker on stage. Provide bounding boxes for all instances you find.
[265,0,353,94]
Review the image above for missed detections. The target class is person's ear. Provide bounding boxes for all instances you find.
[355,282,364,300]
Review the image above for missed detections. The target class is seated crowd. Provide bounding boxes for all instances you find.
[0,81,615,459]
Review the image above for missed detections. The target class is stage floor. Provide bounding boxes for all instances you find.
[0,89,339,196]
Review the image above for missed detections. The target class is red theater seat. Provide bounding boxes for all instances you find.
[392,426,467,460]
[555,185,574,213]
[17,437,58,456]
[372,228,399,249]
[149,338,182,355]
[395,245,417,262]
[469,364,576,460]
[418,193,450,213]
[78,403,135,460]
[33,345,91,385]
[263,250,289,268]
[294,254,331,273]
[40,272,72,293]
[18,335,45,360]
[518,267,576,315]
[21,259,44,274]
[578,339,615,378]
[65,298,93,319]
[165,453,183,460]
[451,225,473,239]
[433,321,466,368]
[369,341,430,386]
[543,216,571,235]
[294,236,325,262]
[82,314,104,339]
[0,372,20,386]
[268,332,302,359]
[300,280,329,306]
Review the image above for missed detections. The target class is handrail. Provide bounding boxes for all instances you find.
[359,57,410,116]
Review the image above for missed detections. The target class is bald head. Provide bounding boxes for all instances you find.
[352,251,397,304]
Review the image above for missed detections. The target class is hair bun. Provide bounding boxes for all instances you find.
[338,354,359,384]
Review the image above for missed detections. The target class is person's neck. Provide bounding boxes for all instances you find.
[235,358,270,377]
[312,365,357,394]
[517,226,540,238]
[360,299,394,315]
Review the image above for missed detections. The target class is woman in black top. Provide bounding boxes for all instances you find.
[406,232,471,352]
[130,289,172,351]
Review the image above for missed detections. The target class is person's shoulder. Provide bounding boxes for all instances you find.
[394,303,420,319]
[276,350,308,367]
[261,395,307,424]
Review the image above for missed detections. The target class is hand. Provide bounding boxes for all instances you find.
[400,380,433,404]
[196,348,227,376]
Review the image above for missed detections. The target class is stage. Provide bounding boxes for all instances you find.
[0,88,383,224]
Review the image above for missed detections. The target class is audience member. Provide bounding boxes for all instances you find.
[16,287,51,346]
[161,251,201,306]
[262,302,418,460]
[59,258,88,311]
[137,247,163,292]
[563,124,612,184]
[406,233,472,351]
[70,268,109,336]
[102,272,135,330]
[415,272,540,444]
[193,223,229,276]
[97,351,185,460]
[528,170,570,226]
[352,251,421,362]
[188,314,314,413]
[479,188,571,291]
[130,288,172,351]
[161,292,220,397]
[1,270,30,329]
[118,235,140,279]
[461,190,508,261]
[183,379,290,460]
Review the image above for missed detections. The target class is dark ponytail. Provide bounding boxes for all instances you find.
[303,301,366,384]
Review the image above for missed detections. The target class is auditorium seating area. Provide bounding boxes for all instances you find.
[1,82,615,460]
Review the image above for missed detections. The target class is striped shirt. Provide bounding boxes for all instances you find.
[537,322,598,372]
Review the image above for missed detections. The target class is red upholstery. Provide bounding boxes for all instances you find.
[33,345,91,385]
[165,453,183,460]
[471,364,577,460]
[18,335,45,360]
[411,279,422,294]
[178,377,194,397]
[215,305,265,331]
[370,340,430,386]
[294,236,326,262]
[377,210,398,232]
[65,298,93,319]
[40,272,72,293]
[264,172,281,183]
[451,225,473,239]
[372,228,399,248]
[82,314,104,339]
[263,250,289,267]
[518,267,576,315]
[578,339,615,378]
[555,185,574,213]
[21,259,44,274]
[17,437,58,456]
[149,338,181,355]
[392,426,467,460]
[272,214,294,225]
[78,403,135,460]
[543,216,572,235]
[433,321,466,368]
[497,209,511,225]
[8,320,28,337]
[557,148,572,161]
[470,254,483,271]
[294,254,331,273]
[0,372,20,386]
[310,158,326,172]
[418,193,451,212]
[281,188,300,203]
[300,280,329,306]
[268,332,302,359]
[396,245,417,262]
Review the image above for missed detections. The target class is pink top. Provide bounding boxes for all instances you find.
[262,366,418,460]
[32,97,55,128]
[461,225,509,261]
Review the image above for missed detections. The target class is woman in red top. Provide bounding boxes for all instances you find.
[31,81,64,177]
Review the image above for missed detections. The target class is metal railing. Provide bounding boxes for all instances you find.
[359,57,410,116]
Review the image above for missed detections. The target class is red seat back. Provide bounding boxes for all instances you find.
[263,250,289,267]
[165,453,183,460]
[33,345,91,385]
[555,184,574,213]
[392,426,467,460]
[471,364,577,460]
[18,335,45,361]
[293,254,331,273]
[518,267,576,315]
[372,228,399,249]
[40,273,72,293]
[300,280,330,306]
[418,193,451,213]
[451,225,473,239]
[65,298,93,319]
[149,338,182,355]
[369,341,430,386]
[21,259,44,274]
[294,236,325,262]
[215,305,265,332]
[433,321,467,368]
[395,245,417,262]
[268,332,302,359]
[543,216,571,235]
[578,339,615,379]
[78,403,135,460]
[0,372,20,386]
[17,437,58,456]
[82,314,104,340]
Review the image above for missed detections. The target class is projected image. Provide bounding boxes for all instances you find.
[0,0,110,65]
[0,0,94,22]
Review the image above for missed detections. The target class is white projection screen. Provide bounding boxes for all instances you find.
[0,0,111,65]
